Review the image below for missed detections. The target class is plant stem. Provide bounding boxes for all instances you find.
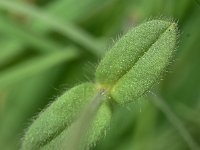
[150,93,199,150]
[63,88,107,150]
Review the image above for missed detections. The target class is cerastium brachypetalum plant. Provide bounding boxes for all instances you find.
[21,19,178,150]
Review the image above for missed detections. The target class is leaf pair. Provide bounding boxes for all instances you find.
[96,20,177,104]
[22,19,178,150]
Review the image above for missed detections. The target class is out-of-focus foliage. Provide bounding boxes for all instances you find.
[0,0,199,150]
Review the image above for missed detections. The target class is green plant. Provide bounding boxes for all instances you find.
[21,19,178,150]
[1,1,200,150]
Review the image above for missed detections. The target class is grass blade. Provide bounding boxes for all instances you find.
[150,93,199,150]
[0,48,79,88]
[0,40,24,67]
[0,16,63,53]
[0,0,104,56]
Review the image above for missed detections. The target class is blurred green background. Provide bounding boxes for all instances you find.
[0,0,200,150]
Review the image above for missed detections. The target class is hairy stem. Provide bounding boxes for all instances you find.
[63,88,107,150]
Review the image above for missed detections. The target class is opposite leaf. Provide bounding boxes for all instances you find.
[96,19,178,104]
[21,83,111,150]
[41,100,111,150]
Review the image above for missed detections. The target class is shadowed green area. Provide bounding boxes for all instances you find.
[0,0,200,150]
